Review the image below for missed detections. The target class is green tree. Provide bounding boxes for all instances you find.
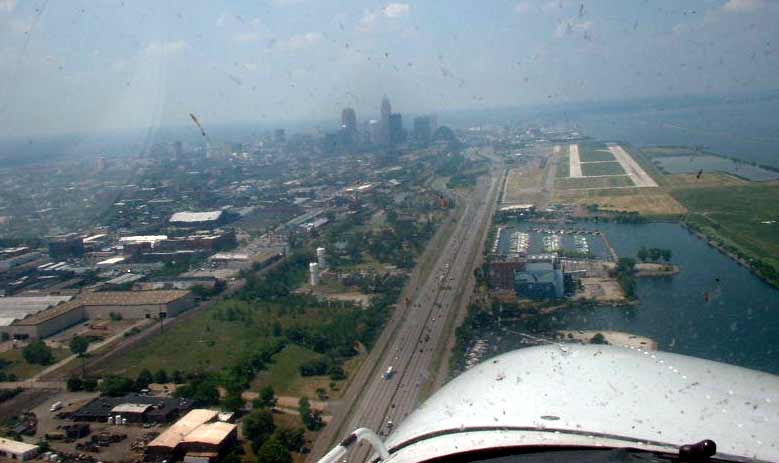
[66,377,83,392]
[298,396,323,431]
[256,437,292,463]
[154,369,169,384]
[257,385,277,408]
[590,333,608,345]
[243,409,276,451]
[135,369,154,390]
[637,246,649,262]
[69,336,89,377]
[83,378,98,392]
[176,376,220,406]
[22,341,54,365]
[99,375,136,396]
[661,249,672,262]
[272,321,283,337]
[273,427,305,452]
[222,389,245,413]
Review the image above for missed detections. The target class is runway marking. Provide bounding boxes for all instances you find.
[569,144,583,178]
[607,144,658,188]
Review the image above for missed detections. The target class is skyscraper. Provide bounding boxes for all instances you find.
[341,107,357,146]
[389,113,404,145]
[341,108,357,133]
[368,119,381,145]
[413,116,433,144]
[173,140,183,159]
[380,95,392,145]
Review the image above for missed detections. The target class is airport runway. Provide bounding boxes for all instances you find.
[314,159,502,463]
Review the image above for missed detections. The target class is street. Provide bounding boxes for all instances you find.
[310,156,502,462]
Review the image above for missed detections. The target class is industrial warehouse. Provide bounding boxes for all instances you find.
[1,290,193,339]
[71,394,194,424]
[146,409,237,462]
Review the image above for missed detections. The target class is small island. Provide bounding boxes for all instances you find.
[557,330,658,351]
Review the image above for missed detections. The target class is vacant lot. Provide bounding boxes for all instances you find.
[93,306,282,377]
[581,161,626,177]
[250,344,345,398]
[673,183,779,272]
[555,176,634,190]
[503,163,546,202]
[0,347,70,380]
[252,345,365,398]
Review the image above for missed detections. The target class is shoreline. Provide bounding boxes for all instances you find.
[679,221,778,288]
[558,330,658,351]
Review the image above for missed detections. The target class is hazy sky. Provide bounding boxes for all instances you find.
[1,0,778,136]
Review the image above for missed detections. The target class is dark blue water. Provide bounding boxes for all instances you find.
[654,155,779,181]
[558,222,779,374]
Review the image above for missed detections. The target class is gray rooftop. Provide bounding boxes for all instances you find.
[0,295,73,327]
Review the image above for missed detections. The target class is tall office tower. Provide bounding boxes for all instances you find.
[389,113,404,145]
[173,141,183,159]
[368,120,381,145]
[341,108,357,132]
[413,116,433,144]
[380,95,392,145]
[341,107,357,146]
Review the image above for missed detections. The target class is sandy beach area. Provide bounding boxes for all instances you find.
[558,330,658,351]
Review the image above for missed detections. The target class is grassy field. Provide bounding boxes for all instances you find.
[577,142,610,161]
[556,151,570,178]
[252,345,333,397]
[581,161,626,177]
[672,184,779,272]
[93,307,284,377]
[622,144,666,186]
[579,149,616,163]
[641,146,699,157]
[557,191,687,215]
[555,175,634,190]
[0,347,70,380]
[663,172,749,189]
[251,345,366,398]
[503,163,546,202]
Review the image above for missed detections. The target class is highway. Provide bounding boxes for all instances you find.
[311,154,503,463]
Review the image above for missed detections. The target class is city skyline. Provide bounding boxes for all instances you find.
[2,0,779,136]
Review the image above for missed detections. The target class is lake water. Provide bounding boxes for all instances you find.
[556,222,779,374]
[653,155,779,181]
[569,99,779,168]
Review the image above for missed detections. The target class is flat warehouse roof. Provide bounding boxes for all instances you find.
[0,437,38,454]
[149,409,219,449]
[183,422,236,445]
[112,403,152,414]
[0,295,74,327]
[170,211,223,223]
[78,290,190,306]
